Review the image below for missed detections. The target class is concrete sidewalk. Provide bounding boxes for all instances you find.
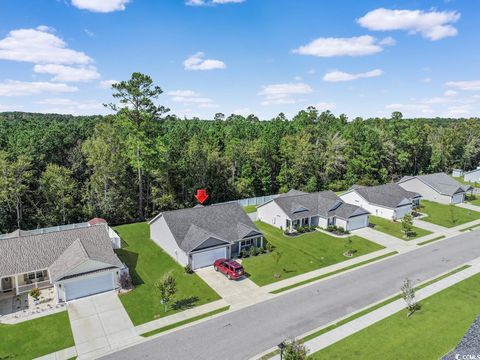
[457,202,480,212]
[353,227,412,252]
[413,219,449,233]
[262,248,394,293]
[263,257,480,360]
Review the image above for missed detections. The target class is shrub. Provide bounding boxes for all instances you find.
[120,272,133,289]
[265,242,275,252]
[250,246,258,256]
[184,264,193,274]
[326,225,337,232]
[241,248,249,258]
[283,338,309,360]
[337,226,346,234]
[29,288,41,300]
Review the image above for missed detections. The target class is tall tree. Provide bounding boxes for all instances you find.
[106,73,169,219]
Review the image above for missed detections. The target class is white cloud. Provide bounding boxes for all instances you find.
[444,90,457,97]
[168,89,219,108]
[33,64,100,82]
[84,29,95,37]
[186,0,244,6]
[323,69,383,82]
[311,102,336,111]
[307,69,316,75]
[259,82,312,106]
[183,52,226,71]
[0,27,92,65]
[98,79,119,89]
[232,107,250,116]
[357,8,460,41]
[293,35,385,57]
[0,104,24,111]
[0,80,77,96]
[445,80,480,91]
[35,98,104,115]
[71,0,130,13]
[422,77,432,83]
[168,90,201,97]
[379,36,396,46]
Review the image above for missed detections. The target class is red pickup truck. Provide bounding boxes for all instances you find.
[213,259,245,280]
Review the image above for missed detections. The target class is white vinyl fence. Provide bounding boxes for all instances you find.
[218,194,279,208]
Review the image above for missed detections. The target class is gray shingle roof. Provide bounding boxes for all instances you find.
[399,172,466,196]
[155,203,262,253]
[350,183,421,208]
[0,225,123,278]
[272,190,369,220]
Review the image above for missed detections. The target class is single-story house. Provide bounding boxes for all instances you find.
[452,169,464,178]
[0,221,124,303]
[340,183,422,220]
[149,203,263,269]
[257,189,369,232]
[398,172,472,204]
[464,167,480,183]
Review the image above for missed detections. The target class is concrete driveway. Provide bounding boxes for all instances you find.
[67,291,140,359]
[195,266,272,308]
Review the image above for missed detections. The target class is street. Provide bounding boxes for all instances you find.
[102,230,480,360]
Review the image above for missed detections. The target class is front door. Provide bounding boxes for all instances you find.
[1,277,12,292]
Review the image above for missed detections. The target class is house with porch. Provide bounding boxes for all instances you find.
[340,183,422,220]
[257,189,370,232]
[0,221,124,303]
[149,203,263,269]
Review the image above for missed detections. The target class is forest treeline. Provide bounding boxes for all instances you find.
[0,73,479,233]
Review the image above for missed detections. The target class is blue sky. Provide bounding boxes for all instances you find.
[0,0,479,119]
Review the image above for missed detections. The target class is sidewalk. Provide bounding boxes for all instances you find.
[457,202,480,212]
[262,248,394,293]
[353,227,412,252]
[135,299,229,335]
[413,219,449,233]
[264,257,480,360]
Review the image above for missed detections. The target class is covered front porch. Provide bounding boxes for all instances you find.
[230,236,264,258]
[0,270,52,297]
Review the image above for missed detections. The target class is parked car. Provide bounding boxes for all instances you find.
[213,258,244,280]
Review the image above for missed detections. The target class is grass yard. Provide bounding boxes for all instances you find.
[466,194,480,206]
[369,215,431,240]
[0,311,74,360]
[243,205,257,214]
[419,200,480,228]
[451,175,479,187]
[310,271,480,360]
[114,222,220,326]
[241,221,385,286]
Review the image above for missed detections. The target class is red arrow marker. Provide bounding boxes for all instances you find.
[195,189,209,204]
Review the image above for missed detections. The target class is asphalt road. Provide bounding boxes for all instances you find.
[102,230,480,360]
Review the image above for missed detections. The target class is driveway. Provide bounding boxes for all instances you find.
[101,229,480,360]
[195,266,272,308]
[68,291,140,359]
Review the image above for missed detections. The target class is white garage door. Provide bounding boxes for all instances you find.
[451,193,464,204]
[191,247,227,269]
[65,273,114,301]
[347,215,368,231]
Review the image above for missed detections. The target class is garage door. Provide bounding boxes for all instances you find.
[191,247,227,269]
[451,193,464,204]
[347,215,368,231]
[65,273,114,301]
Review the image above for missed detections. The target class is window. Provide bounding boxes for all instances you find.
[28,272,35,280]
[36,271,43,279]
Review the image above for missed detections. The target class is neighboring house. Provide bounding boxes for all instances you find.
[340,183,422,220]
[398,172,472,204]
[0,221,124,303]
[452,169,464,178]
[149,203,263,270]
[464,167,480,183]
[257,189,369,232]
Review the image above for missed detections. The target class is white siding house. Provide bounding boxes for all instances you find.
[150,215,189,266]
[464,168,480,183]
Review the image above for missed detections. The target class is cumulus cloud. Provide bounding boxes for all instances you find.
[258,82,312,105]
[33,64,100,82]
[445,80,480,91]
[293,35,386,57]
[35,98,104,115]
[168,89,219,108]
[186,0,244,6]
[0,26,92,65]
[0,80,78,96]
[98,79,119,89]
[323,69,383,82]
[71,0,130,13]
[357,8,460,41]
[444,90,458,97]
[183,52,226,71]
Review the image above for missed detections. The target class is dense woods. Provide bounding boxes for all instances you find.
[0,73,479,233]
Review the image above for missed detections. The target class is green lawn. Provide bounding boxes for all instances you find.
[451,175,479,187]
[243,205,257,214]
[0,311,74,360]
[241,222,385,286]
[369,216,431,240]
[310,271,480,360]
[419,200,480,228]
[466,194,480,206]
[114,222,220,326]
